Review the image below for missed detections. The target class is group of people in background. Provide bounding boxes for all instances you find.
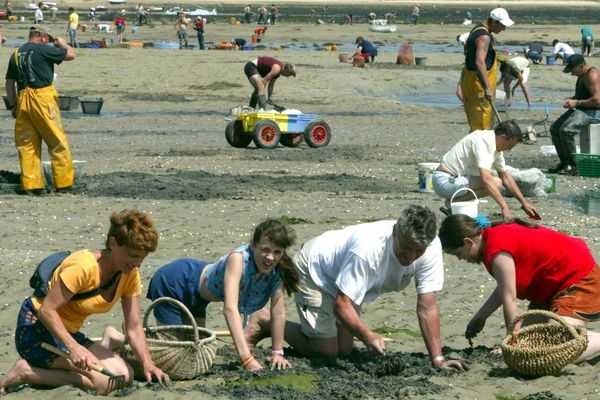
[457,7,599,178]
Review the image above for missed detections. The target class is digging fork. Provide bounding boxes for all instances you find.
[41,342,126,393]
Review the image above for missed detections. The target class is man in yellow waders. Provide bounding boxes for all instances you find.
[4,27,76,195]
[461,8,514,132]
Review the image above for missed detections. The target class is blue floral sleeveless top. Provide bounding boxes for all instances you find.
[203,244,282,318]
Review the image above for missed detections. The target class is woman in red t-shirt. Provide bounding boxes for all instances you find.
[439,214,600,363]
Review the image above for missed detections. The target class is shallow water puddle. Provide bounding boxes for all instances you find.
[228,372,318,392]
[579,192,600,217]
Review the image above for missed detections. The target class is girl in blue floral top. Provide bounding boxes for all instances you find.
[146,219,299,371]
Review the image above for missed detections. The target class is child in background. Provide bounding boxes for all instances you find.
[147,219,299,371]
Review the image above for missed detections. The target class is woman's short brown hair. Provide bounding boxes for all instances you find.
[106,209,158,252]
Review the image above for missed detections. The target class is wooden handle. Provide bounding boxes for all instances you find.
[41,342,113,376]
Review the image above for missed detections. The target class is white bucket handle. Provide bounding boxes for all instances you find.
[450,187,478,206]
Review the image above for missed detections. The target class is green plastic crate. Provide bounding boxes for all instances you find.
[574,153,600,177]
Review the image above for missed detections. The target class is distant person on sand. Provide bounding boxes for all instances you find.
[498,56,533,108]
[432,120,538,220]
[114,15,126,43]
[548,55,600,175]
[552,39,575,63]
[411,5,419,24]
[461,7,514,132]
[34,2,44,24]
[4,27,76,194]
[244,56,295,110]
[174,11,190,49]
[244,4,252,24]
[581,25,595,56]
[145,219,298,371]
[523,41,543,64]
[192,16,204,50]
[67,7,79,48]
[269,4,278,25]
[352,36,378,63]
[257,5,267,24]
[439,214,600,364]
[242,205,468,372]
[231,38,247,48]
[0,210,169,395]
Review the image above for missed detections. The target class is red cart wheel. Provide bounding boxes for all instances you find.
[280,133,303,148]
[304,120,331,148]
[253,119,281,149]
[225,120,252,148]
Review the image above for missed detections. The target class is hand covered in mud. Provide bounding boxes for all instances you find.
[142,361,170,385]
[268,354,291,371]
[243,357,263,372]
[465,317,486,343]
[433,358,469,372]
[364,332,386,356]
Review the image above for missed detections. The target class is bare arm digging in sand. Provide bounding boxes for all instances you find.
[243,205,468,372]
[440,214,600,363]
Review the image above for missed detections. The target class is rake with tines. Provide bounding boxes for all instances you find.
[41,342,126,393]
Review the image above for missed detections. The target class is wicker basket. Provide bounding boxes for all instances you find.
[120,297,217,380]
[501,310,588,377]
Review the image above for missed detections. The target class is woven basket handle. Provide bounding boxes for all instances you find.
[508,309,581,340]
[144,297,200,342]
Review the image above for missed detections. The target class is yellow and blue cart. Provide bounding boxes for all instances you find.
[225,111,332,149]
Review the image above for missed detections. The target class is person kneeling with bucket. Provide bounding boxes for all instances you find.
[432,120,539,220]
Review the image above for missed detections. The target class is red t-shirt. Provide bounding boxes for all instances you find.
[481,224,596,306]
[256,57,283,78]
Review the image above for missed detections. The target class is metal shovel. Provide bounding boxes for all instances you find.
[41,342,126,392]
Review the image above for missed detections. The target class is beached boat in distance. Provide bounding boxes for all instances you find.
[368,24,397,33]
[164,6,217,16]
[26,2,56,10]
[107,0,127,4]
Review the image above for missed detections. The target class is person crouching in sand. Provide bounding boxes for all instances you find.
[0,210,168,395]
[439,213,600,362]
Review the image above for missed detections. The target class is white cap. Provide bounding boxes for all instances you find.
[489,7,514,27]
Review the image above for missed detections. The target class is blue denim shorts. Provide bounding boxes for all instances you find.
[432,171,472,199]
[15,297,93,368]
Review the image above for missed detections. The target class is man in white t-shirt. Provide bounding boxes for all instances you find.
[244,205,466,371]
[34,2,44,24]
[432,120,538,220]
[498,56,533,108]
[552,39,575,62]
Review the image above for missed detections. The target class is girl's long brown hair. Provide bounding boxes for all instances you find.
[252,219,300,296]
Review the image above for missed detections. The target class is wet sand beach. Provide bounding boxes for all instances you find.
[1,2,600,399]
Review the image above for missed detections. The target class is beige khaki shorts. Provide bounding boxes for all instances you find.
[293,238,360,339]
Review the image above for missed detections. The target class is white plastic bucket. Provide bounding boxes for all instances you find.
[450,187,479,217]
[417,162,439,193]
[43,160,86,187]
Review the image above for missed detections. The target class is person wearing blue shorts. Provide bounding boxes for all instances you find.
[146,219,299,372]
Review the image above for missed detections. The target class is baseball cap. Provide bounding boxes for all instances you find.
[489,8,514,27]
[563,54,585,73]
[30,26,54,42]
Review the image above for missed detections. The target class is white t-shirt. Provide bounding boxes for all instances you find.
[307,220,444,306]
[442,129,507,176]
[553,42,575,58]
[508,56,530,72]
[35,8,43,22]
[458,32,469,46]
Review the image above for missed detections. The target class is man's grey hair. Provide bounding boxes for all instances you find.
[394,205,437,247]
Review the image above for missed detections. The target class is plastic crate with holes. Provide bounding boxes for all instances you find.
[573,153,600,177]
[225,110,331,149]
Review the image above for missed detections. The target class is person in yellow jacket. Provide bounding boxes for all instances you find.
[4,27,76,195]
[460,8,514,132]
